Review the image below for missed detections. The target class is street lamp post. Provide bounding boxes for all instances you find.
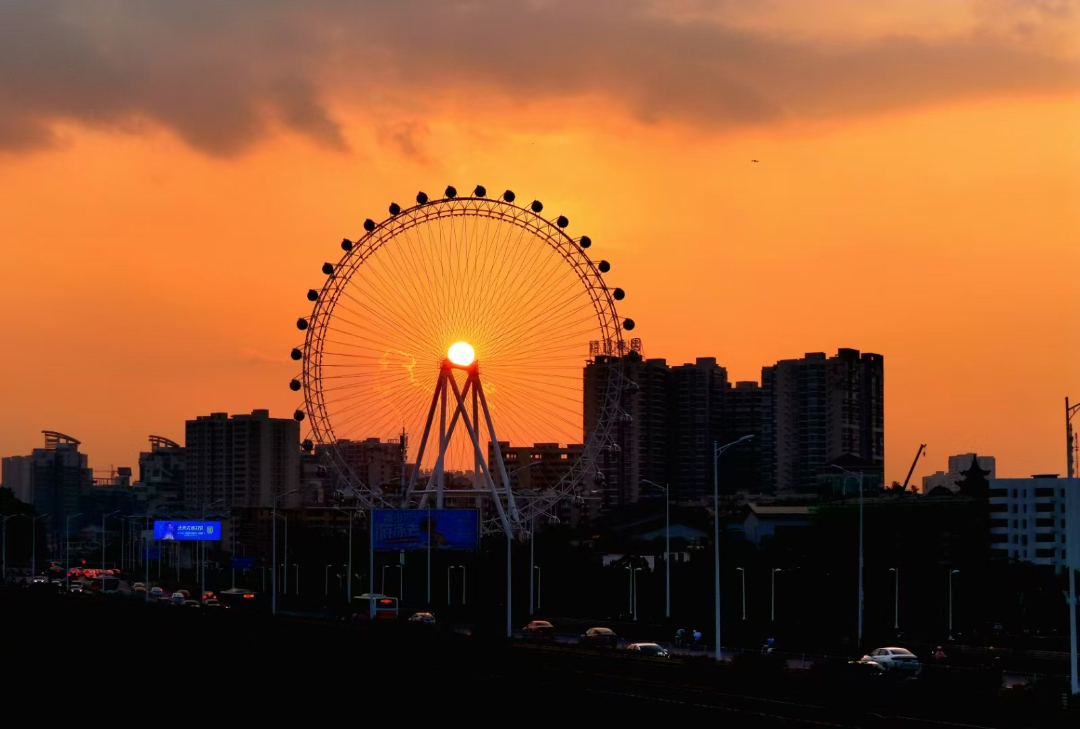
[325,564,332,595]
[271,489,299,616]
[949,569,960,640]
[625,565,633,616]
[634,567,642,621]
[143,507,163,603]
[1,515,15,583]
[396,564,403,601]
[102,511,119,575]
[66,513,83,592]
[25,514,47,578]
[737,567,746,621]
[199,499,225,600]
[833,465,865,649]
[771,568,782,622]
[534,566,540,611]
[712,435,755,661]
[382,565,389,594]
[641,479,670,619]
[890,568,899,631]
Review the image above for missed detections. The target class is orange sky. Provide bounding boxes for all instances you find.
[1,1,1078,486]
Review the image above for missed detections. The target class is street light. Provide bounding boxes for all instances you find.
[533,566,540,611]
[832,465,865,649]
[771,568,782,622]
[712,434,755,661]
[199,499,225,600]
[102,511,119,575]
[508,460,543,618]
[736,567,746,621]
[20,514,48,578]
[142,506,165,602]
[949,569,960,640]
[1,515,15,583]
[641,478,671,619]
[66,513,83,592]
[272,489,299,615]
[634,567,642,621]
[624,565,633,617]
[889,568,899,631]
[396,564,403,601]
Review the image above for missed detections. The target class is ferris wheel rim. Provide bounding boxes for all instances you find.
[291,190,631,529]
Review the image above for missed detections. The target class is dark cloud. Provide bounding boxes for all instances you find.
[0,0,1075,156]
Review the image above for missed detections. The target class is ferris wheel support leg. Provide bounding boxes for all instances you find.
[437,379,447,509]
[477,380,518,524]
[419,377,472,509]
[408,371,444,506]
[446,374,512,536]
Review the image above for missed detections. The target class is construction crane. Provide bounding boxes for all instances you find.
[901,444,927,491]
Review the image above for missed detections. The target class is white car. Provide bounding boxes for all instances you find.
[866,647,920,674]
[149,586,165,597]
[409,612,436,624]
[171,591,186,605]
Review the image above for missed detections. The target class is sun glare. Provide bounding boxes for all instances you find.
[448,341,475,367]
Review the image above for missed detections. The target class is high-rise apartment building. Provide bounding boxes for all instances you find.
[1,454,33,504]
[583,347,668,510]
[765,349,883,493]
[184,410,300,509]
[134,436,186,512]
[29,431,93,545]
[669,358,728,502]
[720,381,771,493]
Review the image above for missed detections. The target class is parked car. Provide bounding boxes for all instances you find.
[866,647,921,675]
[149,586,165,597]
[409,612,436,624]
[523,620,555,639]
[580,627,618,649]
[626,643,669,658]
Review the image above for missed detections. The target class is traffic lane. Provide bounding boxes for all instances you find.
[515,629,813,665]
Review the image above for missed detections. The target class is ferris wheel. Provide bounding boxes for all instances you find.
[289,186,632,536]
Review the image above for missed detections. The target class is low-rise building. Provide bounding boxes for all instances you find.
[988,475,1070,570]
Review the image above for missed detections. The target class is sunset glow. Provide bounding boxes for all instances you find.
[448,342,475,368]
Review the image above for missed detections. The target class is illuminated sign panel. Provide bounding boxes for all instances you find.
[372,510,478,550]
[153,521,222,541]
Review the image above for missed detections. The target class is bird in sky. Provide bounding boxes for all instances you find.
[751,159,759,163]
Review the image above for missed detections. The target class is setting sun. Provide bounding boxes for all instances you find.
[447,341,475,367]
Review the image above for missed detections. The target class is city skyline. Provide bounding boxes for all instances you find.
[1,1,1078,486]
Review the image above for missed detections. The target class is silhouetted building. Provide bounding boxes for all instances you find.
[924,453,997,494]
[1,455,33,504]
[765,349,883,493]
[184,410,300,510]
[490,441,592,525]
[29,431,93,546]
[720,381,771,493]
[669,358,728,501]
[133,436,186,512]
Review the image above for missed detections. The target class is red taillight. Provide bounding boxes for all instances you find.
[379,599,392,604]
[242,594,254,598]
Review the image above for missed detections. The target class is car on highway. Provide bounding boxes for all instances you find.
[866,647,921,675]
[68,583,84,595]
[202,591,215,602]
[579,627,618,649]
[182,599,201,608]
[176,589,191,599]
[523,620,555,639]
[171,592,186,605]
[847,659,885,678]
[132,582,146,593]
[149,586,165,597]
[203,598,226,609]
[626,643,669,658]
[156,596,173,605]
[31,576,47,584]
[409,612,436,624]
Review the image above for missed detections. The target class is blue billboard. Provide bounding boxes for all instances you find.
[153,520,222,541]
[372,510,478,551]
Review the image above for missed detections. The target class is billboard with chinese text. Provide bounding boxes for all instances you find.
[153,521,222,541]
[372,510,478,550]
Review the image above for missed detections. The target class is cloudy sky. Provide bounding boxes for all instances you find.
[1,0,1077,484]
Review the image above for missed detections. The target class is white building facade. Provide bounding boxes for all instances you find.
[988,475,1071,570]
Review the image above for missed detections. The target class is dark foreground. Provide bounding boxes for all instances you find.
[3,590,1076,727]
